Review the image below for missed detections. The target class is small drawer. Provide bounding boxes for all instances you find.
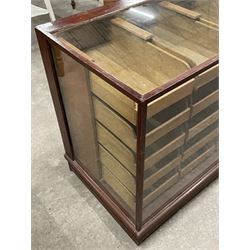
[102,165,135,210]
[96,122,136,175]
[99,145,136,194]
[194,65,219,90]
[147,80,194,118]
[188,110,218,140]
[192,89,219,116]
[184,128,218,161]
[146,108,190,146]
[144,156,181,190]
[143,173,179,207]
[181,145,216,177]
[145,134,185,170]
[93,97,137,151]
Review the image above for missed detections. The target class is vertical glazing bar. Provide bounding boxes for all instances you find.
[35,29,74,160]
[136,102,147,231]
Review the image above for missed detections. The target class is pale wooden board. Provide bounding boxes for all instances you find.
[192,90,219,116]
[159,1,201,20]
[184,128,219,160]
[111,17,154,41]
[144,156,181,190]
[93,97,136,151]
[148,79,194,118]
[88,49,158,94]
[145,134,185,169]
[181,145,216,177]
[150,25,216,60]
[96,122,136,175]
[102,165,135,210]
[194,65,219,90]
[188,111,219,140]
[146,108,191,146]
[99,145,136,194]
[87,24,189,92]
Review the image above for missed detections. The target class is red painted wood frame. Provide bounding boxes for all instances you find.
[35,0,219,244]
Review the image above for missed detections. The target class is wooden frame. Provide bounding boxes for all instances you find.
[35,0,218,245]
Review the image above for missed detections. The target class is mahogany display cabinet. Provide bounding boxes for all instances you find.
[36,0,219,244]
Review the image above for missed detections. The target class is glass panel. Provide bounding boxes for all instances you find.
[143,75,219,222]
[56,0,218,88]
[52,47,137,220]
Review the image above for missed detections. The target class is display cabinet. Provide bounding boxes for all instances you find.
[36,0,218,244]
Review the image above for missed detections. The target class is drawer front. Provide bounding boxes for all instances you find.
[184,129,218,161]
[181,145,217,177]
[188,111,219,140]
[144,156,181,190]
[194,65,219,90]
[93,97,137,151]
[143,173,179,207]
[99,145,136,194]
[146,108,190,146]
[145,134,185,170]
[90,73,137,125]
[96,122,136,176]
[192,89,219,116]
[147,79,194,118]
[102,165,135,210]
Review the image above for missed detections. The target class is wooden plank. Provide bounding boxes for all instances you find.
[159,1,201,20]
[87,26,189,93]
[143,174,179,207]
[146,108,190,146]
[192,90,219,116]
[148,79,194,118]
[184,128,218,160]
[96,122,136,175]
[144,156,181,190]
[99,145,136,194]
[93,97,136,151]
[145,134,185,169]
[194,65,219,89]
[181,145,216,177]
[188,111,219,139]
[88,49,159,94]
[111,17,154,41]
[102,165,135,210]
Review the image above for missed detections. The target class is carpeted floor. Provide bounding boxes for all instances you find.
[31,1,219,249]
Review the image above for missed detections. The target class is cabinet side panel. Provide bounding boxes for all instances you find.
[52,47,101,178]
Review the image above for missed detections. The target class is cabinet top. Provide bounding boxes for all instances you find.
[37,0,218,101]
